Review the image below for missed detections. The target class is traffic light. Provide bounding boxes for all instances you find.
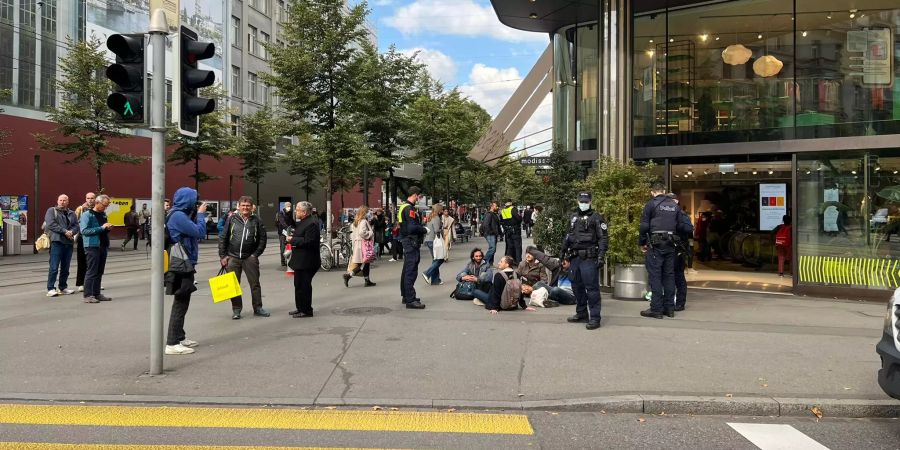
[177,25,216,137]
[106,33,147,125]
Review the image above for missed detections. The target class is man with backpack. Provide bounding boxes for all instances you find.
[485,255,535,313]
[774,215,792,277]
[219,196,269,320]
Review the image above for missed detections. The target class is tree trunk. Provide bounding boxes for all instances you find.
[362,165,369,207]
[194,158,200,191]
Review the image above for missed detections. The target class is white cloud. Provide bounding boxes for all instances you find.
[372,0,394,6]
[384,0,548,43]
[459,64,552,153]
[400,47,458,85]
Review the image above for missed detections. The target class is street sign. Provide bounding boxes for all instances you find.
[534,168,551,176]
[521,156,551,166]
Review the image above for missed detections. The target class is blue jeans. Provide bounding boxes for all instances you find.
[48,242,74,291]
[484,235,497,265]
[423,241,444,284]
[471,289,490,302]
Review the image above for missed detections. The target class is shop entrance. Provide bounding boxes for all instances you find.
[670,160,793,293]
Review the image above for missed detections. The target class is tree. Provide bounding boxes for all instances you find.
[264,0,370,235]
[532,144,584,255]
[34,37,142,191]
[167,84,236,191]
[236,104,283,202]
[283,134,323,201]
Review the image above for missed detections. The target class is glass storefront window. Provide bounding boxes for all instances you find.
[553,24,600,152]
[633,0,900,148]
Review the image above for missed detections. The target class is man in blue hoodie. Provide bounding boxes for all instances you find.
[164,187,208,355]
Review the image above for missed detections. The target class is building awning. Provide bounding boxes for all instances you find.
[489,0,711,33]
[468,43,552,167]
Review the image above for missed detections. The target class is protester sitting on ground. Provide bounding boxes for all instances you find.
[455,247,493,306]
[526,246,576,305]
[515,251,548,286]
[486,256,536,314]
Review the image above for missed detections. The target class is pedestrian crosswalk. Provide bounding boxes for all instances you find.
[729,423,830,450]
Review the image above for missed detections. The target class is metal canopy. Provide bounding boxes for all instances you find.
[489,0,711,33]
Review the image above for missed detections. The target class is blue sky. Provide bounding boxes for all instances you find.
[364,0,554,152]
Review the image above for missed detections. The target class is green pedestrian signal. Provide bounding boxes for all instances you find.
[123,101,134,117]
[105,33,147,125]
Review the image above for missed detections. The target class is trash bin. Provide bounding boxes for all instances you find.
[3,219,22,255]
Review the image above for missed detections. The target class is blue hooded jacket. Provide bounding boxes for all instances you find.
[167,187,206,264]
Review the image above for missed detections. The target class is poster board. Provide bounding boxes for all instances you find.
[759,184,786,231]
[107,198,134,227]
[0,195,29,241]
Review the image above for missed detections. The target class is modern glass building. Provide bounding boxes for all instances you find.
[491,0,900,299]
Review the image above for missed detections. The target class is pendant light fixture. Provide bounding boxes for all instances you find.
[753,55,783,77]
[722,44,752,65]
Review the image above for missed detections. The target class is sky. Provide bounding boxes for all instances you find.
[365,0,554,156]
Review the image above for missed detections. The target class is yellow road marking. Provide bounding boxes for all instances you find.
[0,404,533,435]
[0,445,386,450]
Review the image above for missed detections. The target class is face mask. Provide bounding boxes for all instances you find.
[578,202,590,212]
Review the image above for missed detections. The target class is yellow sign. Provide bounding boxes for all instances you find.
[150,0,180,31]
[106,198,134,227]
[799,255,900,288]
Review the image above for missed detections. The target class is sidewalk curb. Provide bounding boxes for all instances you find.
[2,392,897,418]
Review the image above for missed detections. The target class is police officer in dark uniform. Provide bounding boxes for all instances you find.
[500,199,523,263]
[398,187,427,309]
[669,193,694,311]
[562,192,608,330]
[639,182,692,318]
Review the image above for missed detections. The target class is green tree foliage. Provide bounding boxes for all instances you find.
[532,144,584,255]
[582,157,656,265]
[167,84,236,191]
[283,133,323,201]
[236,104,283,200]
[34,37,143,191]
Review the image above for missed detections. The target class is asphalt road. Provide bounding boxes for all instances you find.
[0,403,897,449]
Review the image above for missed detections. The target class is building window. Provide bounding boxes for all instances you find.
[231,114,241,136]
[261,81,269,105]
[250,0,266,14]
[0,0,14,94]
[19,0,35,30]
[231,66,241,97]
[0,0,13,23]
[248,25,257,55]
[276,0,286,23]
[248,72,258,102]
[260,32,269,60]
[40,0,56,34]
[231,16,241,48]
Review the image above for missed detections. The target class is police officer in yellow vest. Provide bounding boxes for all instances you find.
[500,199,523,263]
[398,186,427,309]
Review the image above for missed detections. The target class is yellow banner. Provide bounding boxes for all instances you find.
[799,255,900,288]
[106,198,134,227]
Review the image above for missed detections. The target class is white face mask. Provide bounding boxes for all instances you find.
[578,202,591,212]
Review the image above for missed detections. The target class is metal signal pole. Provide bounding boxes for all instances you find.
[148,9,168,375]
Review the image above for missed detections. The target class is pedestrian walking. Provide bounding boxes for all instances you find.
[398,186,427,309]
[74,192,96,292]
[164,187,208,355]
[441,208,455,258]
[79,194,113,303]
[288,201,321,318]
[389,221,403,261]
[481,202,501,266]
[500,199,523,263]
[422,203,445,286]
[275,201,295,269]
[121,204,139,251]
[774,215,792,278]
[562,192,608,330]
[523,205,534,238]
[371,208,387,257]
[344,206,377,287]
[639,182,692,319]
[138,203,150,241]
[44,194,78,297]
[219,196,269,320]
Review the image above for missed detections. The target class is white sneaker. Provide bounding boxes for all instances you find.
[77,286,84,292]
[473,298,485,306]
[60,289,76,295]
[388,258,396,262]
[180,339,199,348]
[46,289,59,297]
[421,273,431,284]
[165,344,195,355]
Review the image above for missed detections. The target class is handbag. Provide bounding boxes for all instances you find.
[168,242,194,274]
[450,280,476,300]
[362,239,376,263]
[35,233,51,252]
[431,236,446,260]
[208,266,242,303]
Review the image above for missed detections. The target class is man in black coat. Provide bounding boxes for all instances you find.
[288,201,321,318]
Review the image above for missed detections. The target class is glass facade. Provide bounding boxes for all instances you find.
[553,24,600,153]
[632,0,900,147]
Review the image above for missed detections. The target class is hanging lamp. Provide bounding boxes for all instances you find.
[722,44,752,65]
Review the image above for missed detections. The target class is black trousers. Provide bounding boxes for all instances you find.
[83,247,108,298]
[400,238,420,303]
[278,233,287,266]
[167,292,192,345]
[504,231,522,263]
[122,228,139,249]
[391,238,403,260]
[293,268,317,314]
[75,236,87,287]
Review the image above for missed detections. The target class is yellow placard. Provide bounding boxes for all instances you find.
[106,198,134,227]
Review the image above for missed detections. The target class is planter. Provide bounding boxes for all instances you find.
[613,263,648,300]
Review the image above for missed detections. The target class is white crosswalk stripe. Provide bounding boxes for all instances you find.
[728,423,830,450]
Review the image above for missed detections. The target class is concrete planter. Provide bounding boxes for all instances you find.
[613,264,647,300]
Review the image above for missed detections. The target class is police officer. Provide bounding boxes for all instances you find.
[639,182,692,318]
[500,199,523,263]
[668,193,694,311]
[398,186,427,309]
[562,192,608,330]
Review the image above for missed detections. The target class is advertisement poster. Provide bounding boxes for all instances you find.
[1,195,29,241]
[107,198,134,227]
[759,184,786,231]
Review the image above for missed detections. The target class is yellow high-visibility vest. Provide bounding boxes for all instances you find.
[501,206,514,220]
[398,203,411,223]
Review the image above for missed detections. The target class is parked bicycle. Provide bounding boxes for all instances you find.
[319,224,352,271]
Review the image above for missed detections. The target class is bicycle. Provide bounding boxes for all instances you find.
[319,225,353,271]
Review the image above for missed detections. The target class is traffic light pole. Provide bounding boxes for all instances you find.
[148,10,168,376]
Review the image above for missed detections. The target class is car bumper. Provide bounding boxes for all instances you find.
[876,331,900,400]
